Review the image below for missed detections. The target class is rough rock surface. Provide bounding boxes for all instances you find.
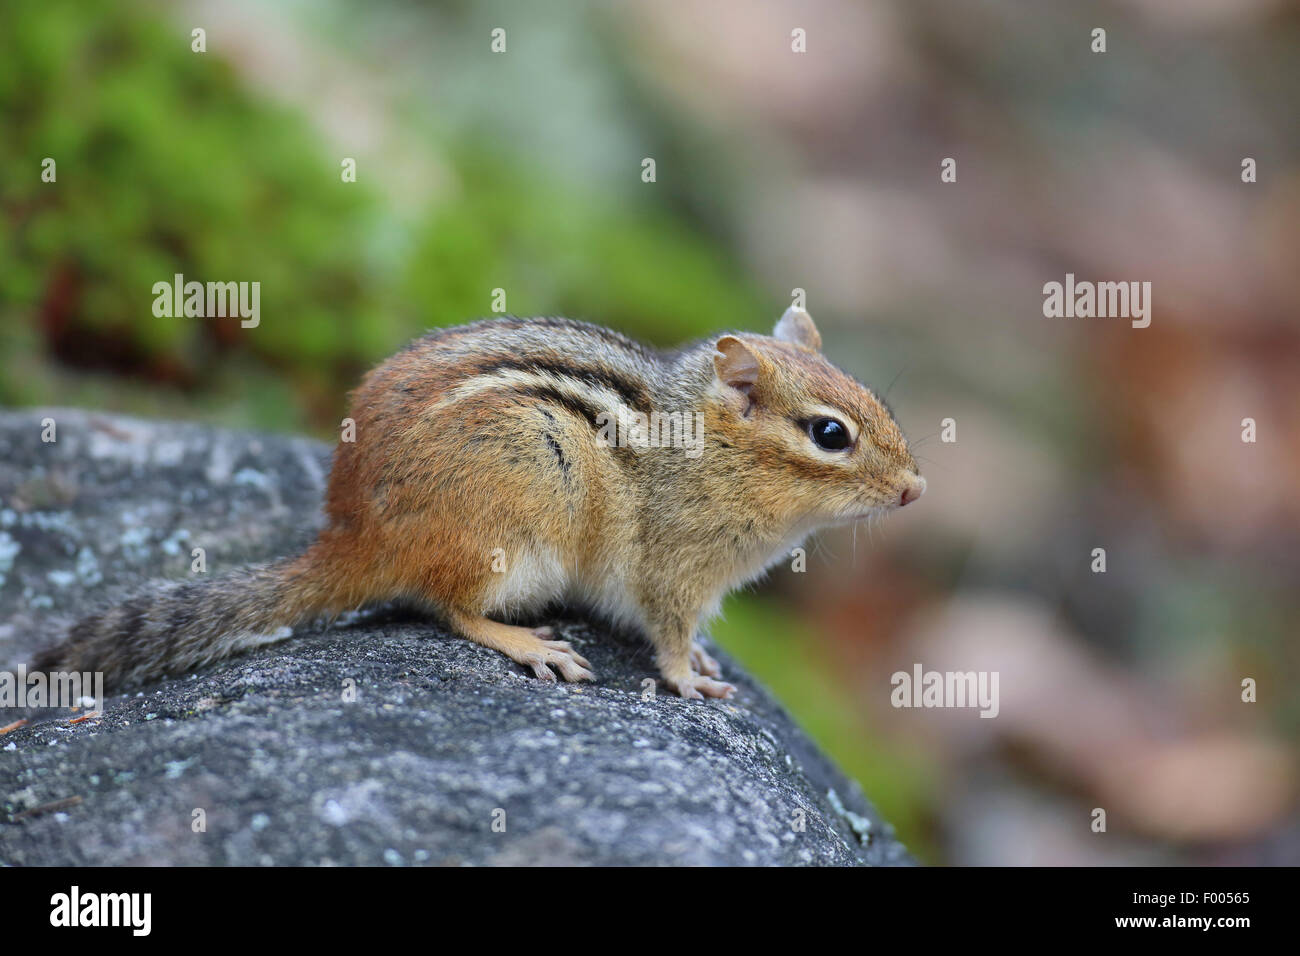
[0,409,909,866]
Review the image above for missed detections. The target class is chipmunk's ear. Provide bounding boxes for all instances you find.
[713,335,760,401]
[772,307,821,351]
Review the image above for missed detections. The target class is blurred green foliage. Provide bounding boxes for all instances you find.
[0,0,386,406]
[407,148,763,348]
[0,0,763,434]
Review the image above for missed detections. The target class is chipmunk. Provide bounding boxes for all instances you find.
[33,308,924,699]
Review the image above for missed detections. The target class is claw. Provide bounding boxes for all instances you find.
[524,646,594,684]
[544,640,591,669]
[665,672,737,700]
[690,642,722,678]
[526,655,558,681]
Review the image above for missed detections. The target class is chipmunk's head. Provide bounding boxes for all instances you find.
[709,307,924,527]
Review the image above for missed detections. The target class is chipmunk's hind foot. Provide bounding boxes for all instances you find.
[447,612,595,683]
[690,641,722,679]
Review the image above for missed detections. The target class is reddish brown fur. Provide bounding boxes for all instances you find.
[35,311,924,699]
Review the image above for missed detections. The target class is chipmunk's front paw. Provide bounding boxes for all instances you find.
[664,672,737,700]
[689,641,722,678]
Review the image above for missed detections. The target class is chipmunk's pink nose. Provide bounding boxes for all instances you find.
[899,476,926,507]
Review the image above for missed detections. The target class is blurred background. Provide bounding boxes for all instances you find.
[2,0,1297,864]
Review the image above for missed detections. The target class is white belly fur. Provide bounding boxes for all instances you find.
[483,543,569,617]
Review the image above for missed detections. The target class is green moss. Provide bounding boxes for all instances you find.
[0,0,382,408]
[0,0,764,435]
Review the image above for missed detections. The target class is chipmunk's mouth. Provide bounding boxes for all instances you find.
[830,505,892,525]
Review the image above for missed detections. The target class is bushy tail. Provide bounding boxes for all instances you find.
[31,556,345,690]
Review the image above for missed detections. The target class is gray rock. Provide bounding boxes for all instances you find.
[0,409,909,866]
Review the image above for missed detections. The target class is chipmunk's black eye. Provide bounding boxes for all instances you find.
[808,417,851,451]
